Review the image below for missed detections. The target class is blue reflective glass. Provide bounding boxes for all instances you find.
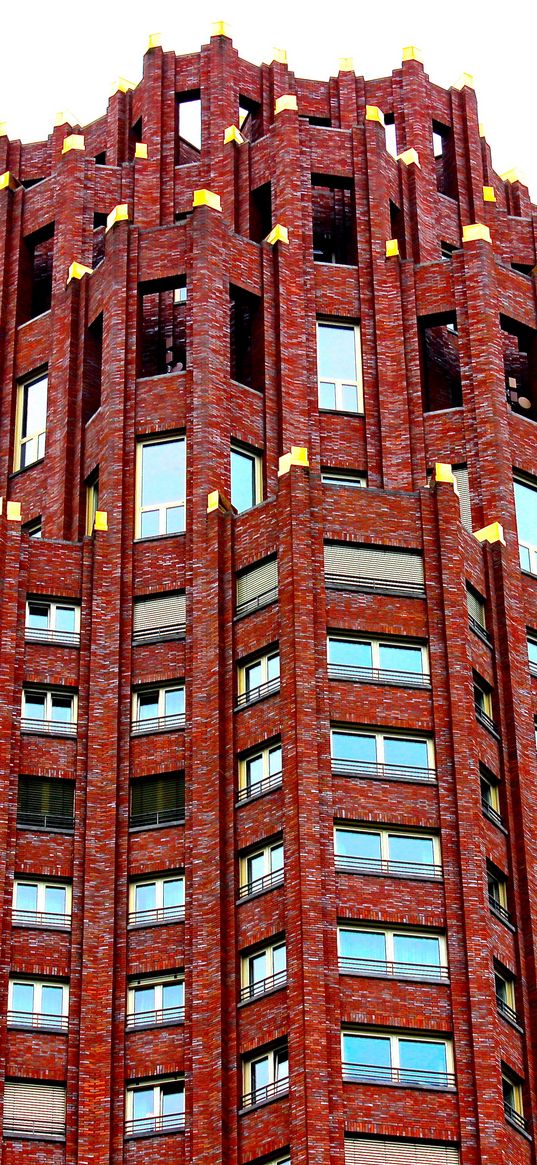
[328,640,372,668]
[384,738,429,768]
[343,1033,391,1068]
[142,440,185,507]
[231,450,257,513]
[379,644,423,673]
[514,480,537,546]
[335,830,381,859]
[388,835,434,865]
[12,983,34,1012]
[393,934,440,966]
[339,930,386,961]
[318,325,356,381]
[332,733,376,762]
[398,1039,447,1078]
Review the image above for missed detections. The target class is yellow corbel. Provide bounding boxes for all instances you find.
[474,522,505,546]
[67,262,93,284]
[106,204,130,232]
[192,189,222,211]
[278,446,309,476]
[62,134,85,154]
[462,223,491,244]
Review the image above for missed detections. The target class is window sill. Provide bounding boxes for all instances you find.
[132,630,186,647]
[239,1088,289,1115]
[125,1124,185,1140]
[3,1131,66,1143]
[505,1112,532,1140]
[236,776,283,806]
[134,531,186,543]
[318,407,364,417]
[129,815,185,832]
[237,875,284,904]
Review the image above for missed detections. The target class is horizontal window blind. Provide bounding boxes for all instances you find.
[18,777,74,817]
[453,465,472,531]
[133,592,186,641]
[466,585,486,627]
[237,557,278,611]
[345,1136,459,1165]
[131,773,185,816]
[4,1081,66,1136]
[325,542,424,595]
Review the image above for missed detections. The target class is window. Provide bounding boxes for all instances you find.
[324,542,425,598]
[136,436,186,538]
[21,688,77,736]
[239,839,284,899]
[19,222,54,322]
[331,728,435,784]
[238,742,283,803]
[126,1077,185,1136]
[139,278,187,376]
[14,372,48,471]
[84,312,103,422]
[17,776,75,832]
[133,592,186,644]
[494,963,518,1025]
[432,121,456,199]
[480,765,503,828]
[344,1135,460,1164]
[334,825,441,880]
[131,685,185,735]
[236,556,278,618]
[230,443,263,512]
[420,313,462,411]
[487,862,511,926]
[3,1080,66,1141]
[24,516,42,538]
[466,584,489,643]
[8,978,68,1032]
[384,113,397,158]
[127,973,184,1029]
[176,88,201,161]
[342,1028,454,1089]
[328,636,429,687]
[321,469,366,488]
[502,1066,526,1133]
[85,468,99,535]
[502,315,536,419]
[311,174,356,264]
[25,599,80,645]
[229,284,264,389]
[337,925,448,981]
[242,1043,289,1108]
[473,673,497,735]
[240,938,287,1001]
[130,772,185,828]
[317,322,363,413]
[128,873,185,927]
[528,634,537,676]
[249,181,272,242]
[12,879,71,929]
[514,476,537,573]
[237,648,280,708]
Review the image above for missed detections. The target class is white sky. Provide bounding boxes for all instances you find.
[2,0,536,199]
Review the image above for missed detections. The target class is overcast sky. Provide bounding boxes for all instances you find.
[2,0,535,199]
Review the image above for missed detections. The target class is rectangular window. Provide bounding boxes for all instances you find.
[312,174,356,264]
[25,598,80,646]
[85,468,99,535]
[3,1080,66,1141]
[12,879,71,930]
[128,873,185,928]
[502,1066,526,1133]
[18,222,54,322]
[236,555,278,618]
[324,542,425,598]
[242,1043,289,1108]
[17,776,75,832]
[8,978,68,1032]
[176,89,201,162]
[240,840,284,899]
[344,1135,460,1164]
[238,741,283,802]
[136,436,186,538]
[317,321,363,413]
[487,861,511,925]
[230,443,263,512]
[14,372,48,471]
[337,924,448,981]
[334,825,441,880]
[229,284,264,389]
[241,938,287,1001]
[473,673,498,735]
[21,688,77,736]
[494,962,518,1025]
[384,113,397,158]
[131,685,185,735]
[466,584,489,642]
[528,634,537,676]
[133,592,186,644]
[502,314,536,420]
[480,764,503,828]
[331,728,434,783]
[342,1028,454,1089]
[432,121,456,199]
[126,1077,185,1137]
[514,476,537,574]
[139,279,187,376]
[127,973,184,1030]
[420,313,462,411]
[328,635,429,688]
[130,771,185,828]
[321,469,366,488]
[237,647,280,708]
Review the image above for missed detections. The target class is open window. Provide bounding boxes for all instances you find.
[230,285,264,388]
[420,312,462,411]
[84,314,103,423]
[139,278,187,377]
[250,182,272,243]
[501,315,537,420]
[311,174,356,264]
[176,91,201,164]
[239,95,263,143]
[18,223,54,323]
[432,120,457,199]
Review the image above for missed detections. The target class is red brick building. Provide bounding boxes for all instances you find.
[0,26,536,1165]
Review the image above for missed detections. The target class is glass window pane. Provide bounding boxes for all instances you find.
[399,1039,447,1079]
[339,929,386,961]
[328,639,372,668]
[388,834,435,865]
[245,661,263,690]
[332,732,376,762]
[132,1087,154,1120]
[55,607,76,632]
[273,944,287,975]
[341,383,358,412]
[27,603,49,629]
[252,1057,270,1090]
[142,440,184,507]
[163,878,184,907]
[384,738,429,768]
[246,755,263,786]
[250,951,267,983]
[24,378,48,437]
[12,983,34,1012]
[161,1085,183,1115]
[231,449,256,513]
[343,1033,391,1068]
[24,692,46,719]
[335,829,381,859]
[393,934,441,967]
[164,688,184,716]
[528,639,537,666]
[379,644,423,673]
[51,695,73,722]
[138,692,159,719]
[162,981,184,1009]
[248,853,265,883]
[318,326,356,381]
[135,883,156,912]
[165,505,184,534]
[270,844,284,871]
[41,986,63,1015]
[141,510,160,539]
[16,883,38,911]
[133,986,155,1013]
[44,886,66,914]
[275,1049,289,1080]
[269,746,282,775]
[319,381,336,410]
[514,481,537,547]
[267,654,280,681]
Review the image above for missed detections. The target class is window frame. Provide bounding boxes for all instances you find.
[502,1066,526,1133]
[528,633,537,676]
[131,684,185,735]
[230,441,263,513]
[487,861,511,925]
[239,839,284,899]
[341,1027,455,1090]
[127,972,185,1030]
[241,1043,289,1108]
[321,469,366,488]
[334,824,442,880]
[327,635,430,688]
[14,370,48,472]
[125,1076,185,1137]
[514,475,537,575]
[21,688,78,736]
[494,963,518,1026]
[238,740,283,803]
[240,937,287,1001]
[25,599,80,646]
[337,923,448,982]
[12,878,72,930]
[236,648,280,708]
[135,434,186,540]
[330,726,435,784]
[316,320,363,414]
[128,873,185,928]
[7,977,69,1032]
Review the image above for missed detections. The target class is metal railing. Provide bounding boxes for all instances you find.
[237,770,283,803]
[240,969,287,1002]
[12,908,71,930]
[3,1117,66,1140]
[497,996,520,1026]
[236,676,280,708]
[126,1005,185,1030]
[129,807,185,829]
[489,895,512,926]
[17,811,74,833]
[128,904,185,928]
[338,956,449,981]
[475,706,500,738]
[25,627,80,647]
[239,868,284,899]
[335,855,442,881]
[328,663,430,688]
[468,615,492,646]
[504,1102,527,1133]
[241,1078,289,1108]
[132,624,186,645]
[125,1112,185,1137]
[131,713,186,736]
[331,758,436,785]
[482,800,504,830]
[236,585,278,620]
[325,574,425,599]
[7,1010,68,1032]
[342,1062,455,1089]
[21,718,77,737]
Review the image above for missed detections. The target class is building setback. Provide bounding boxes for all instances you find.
[0,24,536,1165]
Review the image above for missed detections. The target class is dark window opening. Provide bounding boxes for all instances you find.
[176,91,201,164]
[311,174,356,264]
[307,116,331,128]
[130,771,185,828]
[18,223,54,323]
[501,315,537,421]
[21,177,45,189]
[139,277,187,377]
[230,285,264,390]
[250,182,272,243]
[389,201,405,258]
[95,151,106,165]
[511,262,533,276]
[92,213,107,268]
[23,516,42,538]
[432,120,457,199]
[17,775,75,832]
[420,312,462,411]
[175,210,192,225]
[129,116,143,161]
[239,95,263,143]
[84,314,103,424]
[384,113,398,158]
[441,240,457,259]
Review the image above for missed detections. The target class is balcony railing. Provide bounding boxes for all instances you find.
[240,969,287,1002]
[132,624,186,646]
[236,586,278,620]
[7,1010,68,1032]
[126,1005,185,1030]
[237,770,283,803]
[482,800,505,830]
[504,1103,527,1134]
[338,956,449,982]
[497,996,520,1027]
[21,718,77,737]
[335,855,442,881]
[475,706,500,738]
[128,904,185,928]
[12,908,71,931]
[468,615,492,646]
[239,868,284,900]
[17,811,74,833]
[241,1078,289,1109]
[342,1062,455,1089]
[328,663,430,688]
[25,627,80,647]
[125,1112,185,1137]
[3,1117,66,1141]
[325,574,425,599]
[131,713,186,736]
[236,676,280,708]
[331,758,436,785]
[129,807,185,829]
[489,895,512,926]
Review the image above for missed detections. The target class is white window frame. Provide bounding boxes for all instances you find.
[21,688,78,736]
[230,442,263,513]
[12,879,72,929]
[128,873,185,927]
[316,321,363,414]
[334,825,442,880]
[341,1028,455,1090]
[330,727,435,783]
[135,434,186,539]
[131,684,185,735]
[240,938,287,1001]
[14,371,48,472]
[321,469,366,488]
[127,972,185,1029]
[8,978,69,1031]
[242,1044,289,1108]
[337,924,448,981]
[238,741,282,802]
[239,840,284,899]
[494,963,517,1024]
[528,634,537,676]
[125,1076,185,1137]
[514,476,537,575]
[237,648,280,708]
[327,635,429,687]
[25,599,80,645]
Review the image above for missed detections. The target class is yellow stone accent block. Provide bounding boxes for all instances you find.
[501,168,527,186]
[474,521,505,546]
[224,125,244,145]
[0,122,7,137]
[6,501,21,522]
[106,204,130,232]
[0,171,17,191]
[275,94,298,115]
[111,78,136,95]
[402,45,423,63]
[434,462,456,486]
[265,224,289,245]
[278,447,310,476]
[483,185,496,203]
[366,105,385,125]
[62,134,85,154]
[272,47,288,64]
[148,32,162,49]
[339,58,354,72]
[192,189,222,212]
[454,72,475,90]
[54,110,78,127]
[94,511,108,532]
[462,222,491,244]
[398,148,421,168]
[67,262,93,284]
[207,490,232,514]
[385,239,400,258]
[478,122,486,137]
[135,143,148,159]
[212,21,231,37]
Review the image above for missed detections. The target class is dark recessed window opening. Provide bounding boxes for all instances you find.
[84,314,103,423]
[420,312,462,411]
[311,174,356,264]
[139,277,187,377]
[239,95,263,143]
[176,91,201,164]
[230,284,264,389]
[250,182,272,243]
[18,223,55,323]
[501,315,537,420]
